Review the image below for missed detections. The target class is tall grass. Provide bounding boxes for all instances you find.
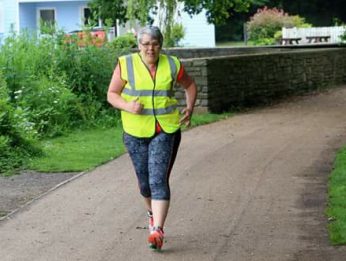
[0,28,126,175]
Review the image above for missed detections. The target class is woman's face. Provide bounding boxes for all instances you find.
[138,33,161,65]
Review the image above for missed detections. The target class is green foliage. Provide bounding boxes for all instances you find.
[290,15,311,28]
[107,33,137,50]
[15,76,80,137]
[339,27,346,44]
[327,147,346,244]
[88,0,128,26]
[57,44,116,110]
[247,6,311,45]
[0,72,41,175]
[182,0,267,25]
[89,0,262,43]
[0,25,126,174]
[0,31,83,137]
[163,23,185,47]
[39,19,57,35]
[190,112,232,127]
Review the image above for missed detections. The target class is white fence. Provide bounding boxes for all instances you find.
[282,26,346,44]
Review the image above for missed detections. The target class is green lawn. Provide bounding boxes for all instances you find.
[28,112,231,173]
[327,147,346,245]
[28,127,125,172]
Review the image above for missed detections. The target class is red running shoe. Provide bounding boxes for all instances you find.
[148,227,164,250]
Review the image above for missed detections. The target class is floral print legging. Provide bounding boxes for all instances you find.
[123,130,181,200]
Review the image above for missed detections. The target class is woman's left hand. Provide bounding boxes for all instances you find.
[179,108,193,127]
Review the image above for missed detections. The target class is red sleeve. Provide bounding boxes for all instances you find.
[177,63,185,81]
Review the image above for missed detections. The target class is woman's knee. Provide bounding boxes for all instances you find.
[150,181,170,200]
[138,182,151,198]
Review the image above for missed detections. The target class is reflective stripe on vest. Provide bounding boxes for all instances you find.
[124,54,177,97]
[141,104,178,115]
[122,88,174,97]
[126,55,135,89]
[167,55,177,83]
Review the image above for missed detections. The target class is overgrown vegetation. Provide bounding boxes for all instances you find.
[0,26,128,175]
[0,71,41,175]
[107,33,137,50]
[327,147,346,245]
[247,6,311,45]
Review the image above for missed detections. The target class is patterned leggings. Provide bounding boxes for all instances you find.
[123,130,181,200]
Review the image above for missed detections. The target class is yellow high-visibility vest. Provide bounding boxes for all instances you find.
[119,53,181,137]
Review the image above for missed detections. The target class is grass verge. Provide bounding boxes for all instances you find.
[28,127,125,172]
[28,112,231,173]
[327,146,346,245]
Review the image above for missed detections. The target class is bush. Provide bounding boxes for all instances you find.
[0,32,85,137]
[340,27,346,44]
[0,73,41,175]
[164,23,185,47]
[107,33,137,50]
[56,44,117,112]
[0,27,123,173]
[15,75,81,137]
[0,29,120,135]
[247,7,311,45]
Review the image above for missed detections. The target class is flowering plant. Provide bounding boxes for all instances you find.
[247,6,311,45]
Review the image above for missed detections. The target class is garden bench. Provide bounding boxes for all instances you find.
[280,37,302,45]
[306,35,331,43]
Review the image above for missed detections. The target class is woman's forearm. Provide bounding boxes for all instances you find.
[184,81,198,112]
[107,91,129,112]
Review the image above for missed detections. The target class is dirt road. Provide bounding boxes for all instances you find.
[2,87,346,261]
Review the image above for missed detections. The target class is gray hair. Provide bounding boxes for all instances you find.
[137,26,163,47]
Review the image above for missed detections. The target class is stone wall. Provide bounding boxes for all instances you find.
[174,47,346,113]
[162,46,283,59]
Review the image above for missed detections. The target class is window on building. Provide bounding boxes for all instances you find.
[82,7,102,27]
[83,8,92,25]
[40,9,55,25]
[38,9,56,34]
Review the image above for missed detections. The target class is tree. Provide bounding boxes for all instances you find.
[88,0,128,26]
[89,0,266,26]
[89,0,266,46]
[182,0,267,25]
[264,0,346,26]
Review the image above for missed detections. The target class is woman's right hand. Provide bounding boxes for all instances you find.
[127,97,143,114]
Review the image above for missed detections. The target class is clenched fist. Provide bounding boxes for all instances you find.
[128,97,143,114]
